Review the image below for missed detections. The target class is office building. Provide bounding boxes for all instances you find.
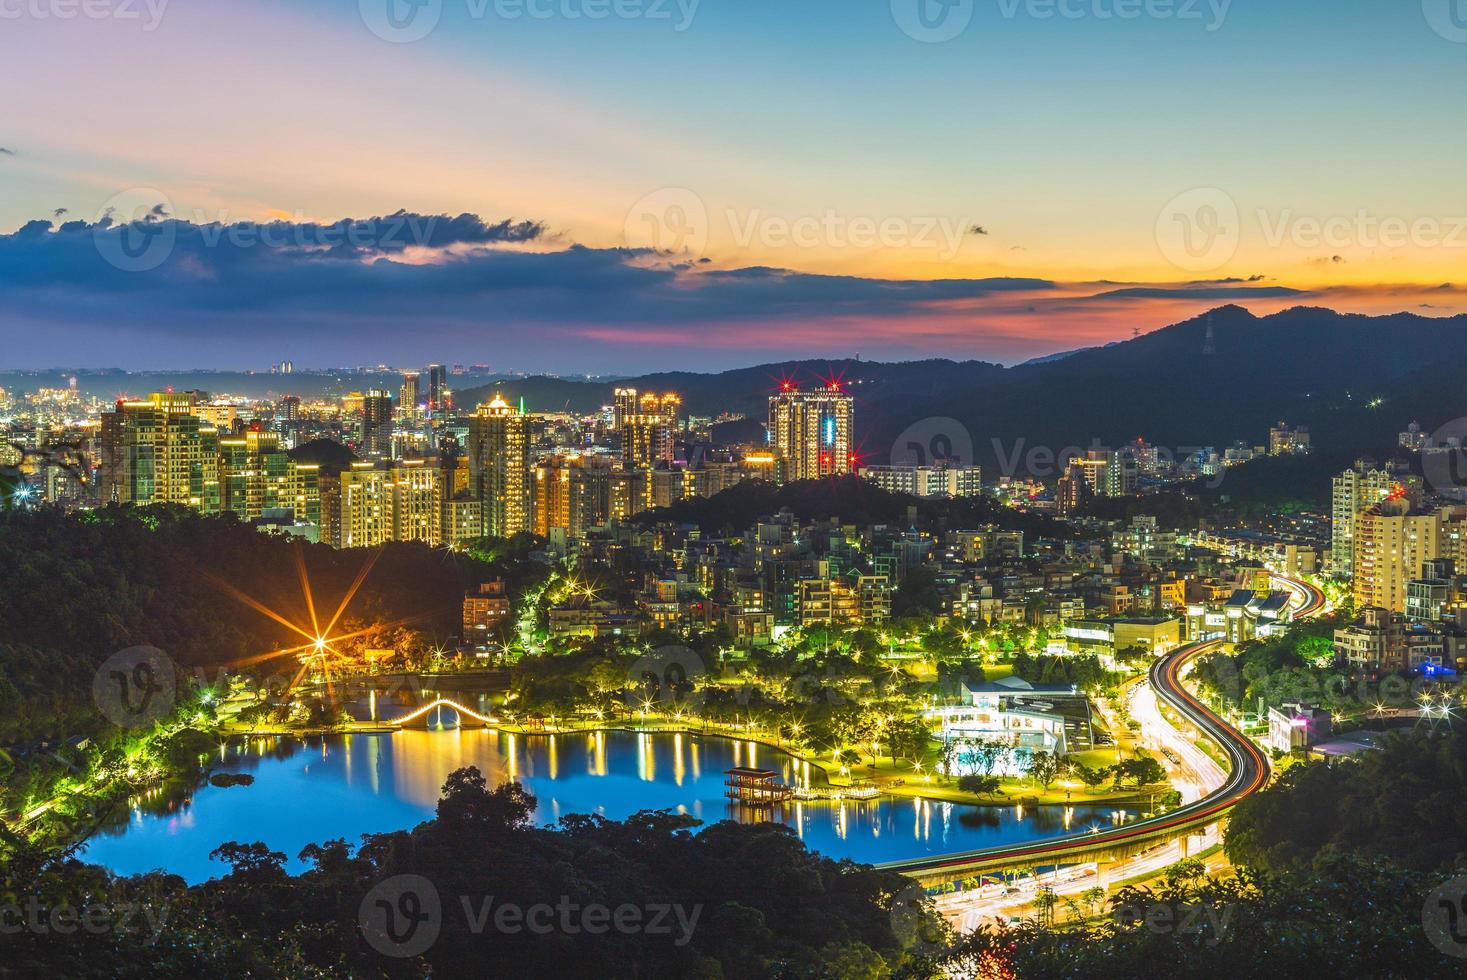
[767,382,855,482]
[426,364,448,417]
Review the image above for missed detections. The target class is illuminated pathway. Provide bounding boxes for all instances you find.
[890,576,1327,900]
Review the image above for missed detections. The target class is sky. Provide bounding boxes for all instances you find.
[2,0,1465,372]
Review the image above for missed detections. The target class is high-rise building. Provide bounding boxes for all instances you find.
[388,459,442,546]
[1353,495,1442,613]
[337,463,392,548]
[218,427,321,527]
[532,456,573,538]
[442,492,483,546]
[1073,449,1135,498]
[426,364,449,417]
[400,371,421,413]
[767,382,855,482]
[1331,461,1401,576]
[613,389,681,469]
[467,394,529,538]
[360,389,394,459]
[99,392,221,511]
[1056,463,1088,517]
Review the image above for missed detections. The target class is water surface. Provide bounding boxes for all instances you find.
[82,729,1132,883]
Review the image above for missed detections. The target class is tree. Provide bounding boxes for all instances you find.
[1025,750,1063,790]
[1073,762,1110,792]
[1117,757,1167,788]
[956,774,1003,798]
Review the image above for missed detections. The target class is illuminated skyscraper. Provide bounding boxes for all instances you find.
[767,382,854,482]
[400,371,421,413]
[426,364,449,417]
[613,388,680,469]
[99,392,221,511]
[467,394,529,538]
[360,389,394,459]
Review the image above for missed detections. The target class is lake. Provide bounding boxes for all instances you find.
[81,728,1133,883]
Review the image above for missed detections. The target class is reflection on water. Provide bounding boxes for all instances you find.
[80,730,1133,884]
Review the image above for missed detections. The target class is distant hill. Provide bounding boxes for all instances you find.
[634,475,1074,538]
[455,358,1009,419]
[456,306,1467,476]
[288,438,359,477]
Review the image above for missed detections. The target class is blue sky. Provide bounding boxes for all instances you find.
[1,0,1464,369]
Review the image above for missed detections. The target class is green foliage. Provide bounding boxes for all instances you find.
[914,857,1457,979]
[1226,731,1467,874]
[6,768,940,978]
[955,774,1002,798]
[0,506,549,744]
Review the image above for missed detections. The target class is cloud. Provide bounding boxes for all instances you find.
[1084,285,1305,301]
[0,148,14,156]
[0,208,1457,370]
[1189,274,1268,285]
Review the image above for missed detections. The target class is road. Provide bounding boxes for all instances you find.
[895,576,1327,913]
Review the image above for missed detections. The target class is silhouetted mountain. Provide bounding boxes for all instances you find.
[455,358,1009,419]
[458,306,1467,476]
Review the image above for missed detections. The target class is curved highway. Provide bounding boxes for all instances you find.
[881,576,1326,877]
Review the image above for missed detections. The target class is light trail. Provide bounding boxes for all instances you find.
[883,576,1326,882]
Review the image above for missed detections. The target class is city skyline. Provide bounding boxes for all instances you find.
[4,1,1467,370]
